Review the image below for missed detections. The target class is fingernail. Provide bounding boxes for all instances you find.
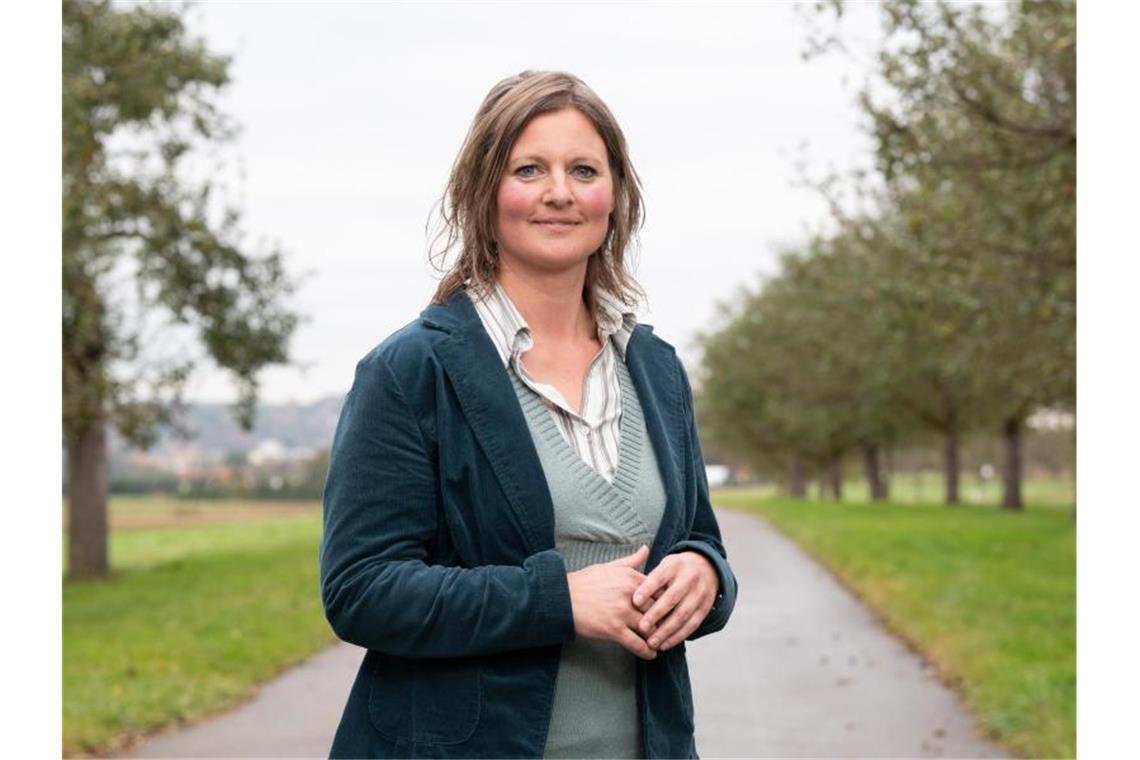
[649,637,659,648]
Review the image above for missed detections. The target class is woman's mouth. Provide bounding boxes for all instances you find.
[534,221,580,232]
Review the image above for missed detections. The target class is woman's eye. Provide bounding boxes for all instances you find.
[514,164,596,179]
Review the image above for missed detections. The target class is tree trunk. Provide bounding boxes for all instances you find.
[788,454,807,498]
[1001,416,1024,510]
[67,419,110,580]
[861,442,888,501]
[829,456,844,501]
[943,424,961,505]
[883,446,893,501]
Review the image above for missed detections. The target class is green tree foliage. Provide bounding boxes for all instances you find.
[846,200,997,505]
[858,0,1075,508]
[63,0,299,578]
[698,238,910,501]
[698,272,821,496]
[698,0,1074,508]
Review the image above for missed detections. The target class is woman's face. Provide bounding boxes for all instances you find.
[493,108,615,277]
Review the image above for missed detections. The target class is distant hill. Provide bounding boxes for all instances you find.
[109,395,346,473]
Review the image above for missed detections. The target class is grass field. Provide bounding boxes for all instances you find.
[63,498,335,757]
[731,473,1076,511]
[711,485,1076,759]
[838,473,1075,510]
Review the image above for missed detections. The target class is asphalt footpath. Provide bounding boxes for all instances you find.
[130,507,1008,758]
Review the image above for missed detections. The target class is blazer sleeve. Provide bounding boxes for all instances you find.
[319,351,576,659]
[665,357,739,641]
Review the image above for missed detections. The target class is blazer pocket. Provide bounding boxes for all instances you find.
[367,651,482,745]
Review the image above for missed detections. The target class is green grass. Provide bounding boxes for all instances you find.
[836,472,1075,510]
[63,502,336,757]
[712,486,1075,759]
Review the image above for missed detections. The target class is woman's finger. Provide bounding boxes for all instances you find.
[661,590,717,650]
[618,625,658,660]
[657,608,707,651]
[608,544,649,570]
[632,558,678,611]
[646,595,700,649]
[637,578,687,636]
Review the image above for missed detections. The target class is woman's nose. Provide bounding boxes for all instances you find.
[542,170,574,205]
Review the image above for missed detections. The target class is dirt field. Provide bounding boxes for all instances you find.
[62,497,321,531]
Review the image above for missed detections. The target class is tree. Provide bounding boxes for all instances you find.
[696,273,828,499]
[809,0,1075,508]
[859,0,1076,509]
[804,230,914,501]
[856,199,994,505]
[63,0,299,579]
[697,239,910,502]
[696,285,803,493]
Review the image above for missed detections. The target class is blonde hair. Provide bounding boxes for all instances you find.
[428,70,646,317]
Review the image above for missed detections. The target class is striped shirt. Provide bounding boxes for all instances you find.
[466,280,638,484]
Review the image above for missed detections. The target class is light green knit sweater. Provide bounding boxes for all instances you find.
[508,357,667,759]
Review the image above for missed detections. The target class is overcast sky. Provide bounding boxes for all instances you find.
[168,1,884,404]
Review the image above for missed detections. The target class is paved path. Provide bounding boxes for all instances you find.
[687,508,1005,758]
[130,508,1006,758]
[131,642,361,759]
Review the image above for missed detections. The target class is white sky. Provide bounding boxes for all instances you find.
[168,0,885,404]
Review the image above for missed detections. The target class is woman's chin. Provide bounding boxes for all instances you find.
[502,249,597,274]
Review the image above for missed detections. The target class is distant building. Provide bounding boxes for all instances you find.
[1027,408,1075,431]
[247,438,315,466]
[705,464,733,488]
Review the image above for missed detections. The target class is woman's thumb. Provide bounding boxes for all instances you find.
[611,544,649,567]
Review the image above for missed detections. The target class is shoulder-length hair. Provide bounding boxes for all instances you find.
[428,70,646,317]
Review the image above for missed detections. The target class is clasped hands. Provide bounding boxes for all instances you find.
[565,544,718,661]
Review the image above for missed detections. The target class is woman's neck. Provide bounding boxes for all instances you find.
[496,263,594,345]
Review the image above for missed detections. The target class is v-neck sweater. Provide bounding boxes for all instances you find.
[508,356,667,759]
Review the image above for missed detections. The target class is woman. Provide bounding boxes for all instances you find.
[320,70,738,759]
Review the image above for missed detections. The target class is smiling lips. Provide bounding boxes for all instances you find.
[533,219,581,232]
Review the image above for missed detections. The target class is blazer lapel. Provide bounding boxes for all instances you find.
[623,326,687,565]
[427,291,556,555]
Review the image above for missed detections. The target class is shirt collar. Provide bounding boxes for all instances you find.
[466,279,638,367]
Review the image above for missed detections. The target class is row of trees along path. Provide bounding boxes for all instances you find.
[698,0,1074,510]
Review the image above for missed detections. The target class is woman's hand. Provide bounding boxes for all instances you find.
[631,551,719,652]
[566,545,658,660]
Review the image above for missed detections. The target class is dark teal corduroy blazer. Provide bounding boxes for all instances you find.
[319,288,738,759]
